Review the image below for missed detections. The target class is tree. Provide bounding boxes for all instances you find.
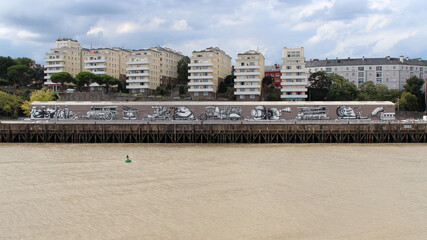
[21,89,57,116]
[177,56,190,83]
[7,65,34,86]
[357,81,377,100]
[179,85,187,95]
[0,91,22,118]
[50,72,74,92]
[97,74,121,93]
[403,76,425,111]
[326,74,358,101]
[398,91,419,111]
[217,82,227,93]
[15,57,35,67]
[0,56,16,79]
[224,75,236,86]
[262,76,274,86]
[308,71,332,101]
[74,72,97,91]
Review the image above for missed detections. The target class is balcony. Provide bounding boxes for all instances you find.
[85,59,106,63]
[126,79,150,83]
[127,73,149,77]
[234,65,260,69]
[188,88,214,92]
[188,62,213,67]
[234,78,260,83]
[281,69,306,73]
[44,69,64,74]
[91,71,106,75]
[280,94,308,99]
[45,64,64,68]
[234,91,261,95]
[234,71,260,76]
[281,81,308,86]
[281,87,307,92]
[126,66,149,71]
[126,85,149,89]
[85,65,106,69]
[45,58,64,62]
[188,81,214,86]
[188,75,213,80]
[280,75,307,79]
[234,84,260,89]
[126,60,149,65]
[188,69,213,73]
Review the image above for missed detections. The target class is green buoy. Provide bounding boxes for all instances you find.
[125,155,132,163]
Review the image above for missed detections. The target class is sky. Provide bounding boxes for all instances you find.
[0,0,426,65]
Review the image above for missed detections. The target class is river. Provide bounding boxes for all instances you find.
[1,143,426,240]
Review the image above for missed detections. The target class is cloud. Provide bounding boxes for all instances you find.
[171,20,190,31]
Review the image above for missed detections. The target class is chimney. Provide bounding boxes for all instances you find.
[400,56,404,63]
[406,57,409,61]
[348,57,350,60]
[386,56,390,60]
[274,64,278,69]
[362,56,365,61]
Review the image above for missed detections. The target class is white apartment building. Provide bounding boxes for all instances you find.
[188,47,232,99]
[126,47,183,94]
[234,50,265,101]
[84,48,131,79]
[306,56,427,90]
[44,38,89,91]
[280,47,308,101]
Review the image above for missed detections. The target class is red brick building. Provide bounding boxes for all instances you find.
[265,64,282,88]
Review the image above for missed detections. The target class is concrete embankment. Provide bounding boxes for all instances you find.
[1,121,426,143]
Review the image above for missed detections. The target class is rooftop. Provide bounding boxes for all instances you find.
[307,56,427,68]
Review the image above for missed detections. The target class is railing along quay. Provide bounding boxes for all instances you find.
[0,121,426,144]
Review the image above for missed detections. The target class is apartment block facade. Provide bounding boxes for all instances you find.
[306,56,427,90]
[44,39,89,90]
[234,50,265,101]
[84,48,131,79]
[188,47,232,99]
[280,47,308,101]
[126,47,183,94]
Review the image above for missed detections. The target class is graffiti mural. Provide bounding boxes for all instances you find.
[295,106,329,120]
[84,106,119,121]
[31,106,78,120]
[123,106,139,120]
[268,107,291,120]
[336,106,368,119]
[250,106,267,120]
[371,106,395,120]
[173,106,196,120]
[200,106,242,121]
[143,106,171,121]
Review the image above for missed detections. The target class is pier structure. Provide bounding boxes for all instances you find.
[0,121,426,144]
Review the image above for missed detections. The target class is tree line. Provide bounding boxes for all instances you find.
[49,71,122,93]
[308,71,425,111]
[0,56,44,87]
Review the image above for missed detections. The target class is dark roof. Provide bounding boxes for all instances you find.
[307,57,427,68]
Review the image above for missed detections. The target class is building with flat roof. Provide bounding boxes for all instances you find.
[234,50,265,101]
[188,47,232,100]
[306,56,427,90]
[265,64,282,88]
[84,48,131,79]
[280,47,308,101]
[44,38,89,91]
[125,47,183,94]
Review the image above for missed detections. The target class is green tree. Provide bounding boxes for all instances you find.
[15,57,35,67]
[398,91,419,111]
[7,65,34,86]
[177,56,190,83]
[308,71,332,101]
[21,89,57,116]
[0,91,22,118]
[357,81,377,100]
[217,82,227,93]
[74,72,97,91]
[0,56,16,79]
[224,75,236,86]
[326,74,358,101]
[97,74,121,93]
[262,76,274,86]
[179,85,187,95]
[403,76,425,110]
[50,72,74,92]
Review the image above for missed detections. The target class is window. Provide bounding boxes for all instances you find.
[194,92,199,96]
[276,73,280,77]
[376,72,382,77]
[358,72,364,77]
[250,95,255,99]
[203,92,208,96]
[286,66,291,70]
[358,67,364,71]
[376,78,382,83]
[376,66,382,71]
[296,66,302,69]
[358,78,364,84]
[250,88,255,92]
[240,95,245,99]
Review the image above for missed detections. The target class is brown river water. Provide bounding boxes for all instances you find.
[0,143,426,240]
